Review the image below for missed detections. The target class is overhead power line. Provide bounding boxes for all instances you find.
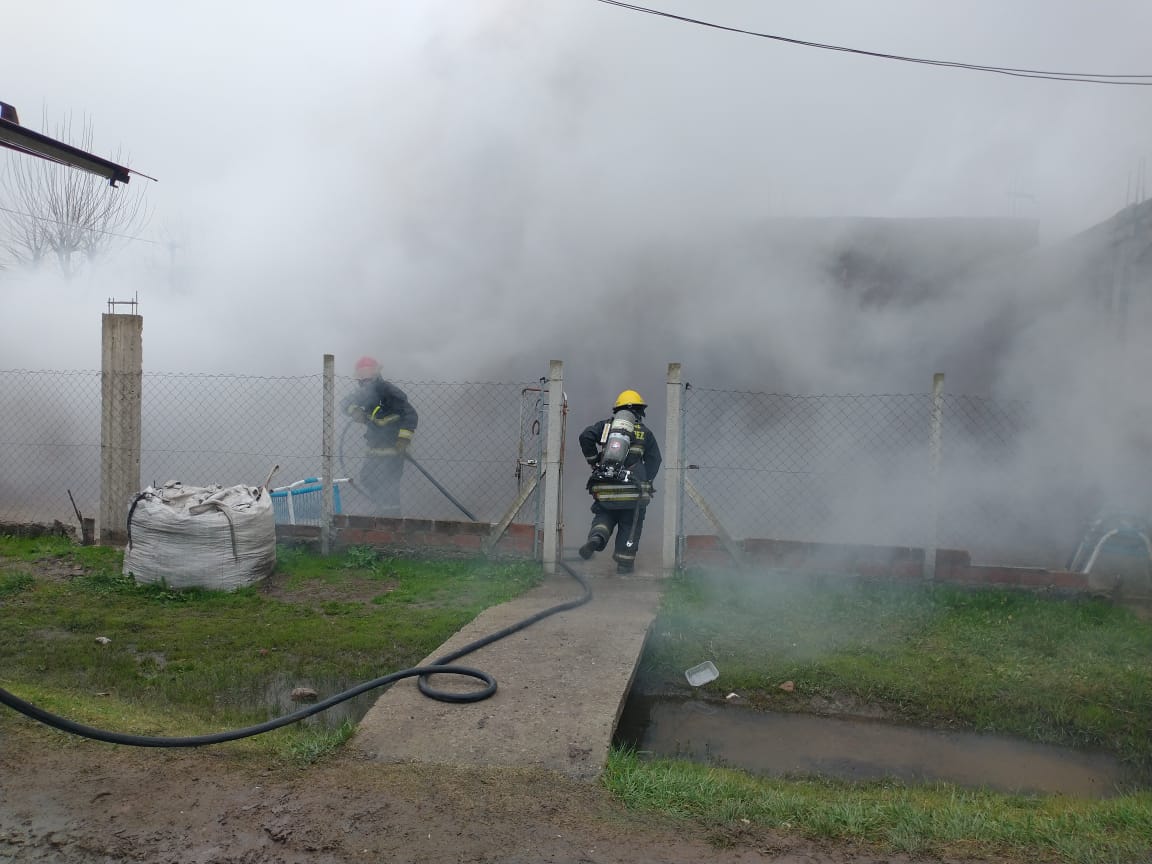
[0,204,162,245]
[592,0,1152,85]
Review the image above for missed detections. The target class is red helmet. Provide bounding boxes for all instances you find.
[354,356,381,380]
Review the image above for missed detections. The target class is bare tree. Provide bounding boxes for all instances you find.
[1,114,151,277]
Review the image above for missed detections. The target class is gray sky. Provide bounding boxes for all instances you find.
[3,0,1151,386]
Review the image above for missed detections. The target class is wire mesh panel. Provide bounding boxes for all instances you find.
[681,387,935,548]
[0,370,102,526]
[335,377,545,524]
[1,368,552,534]
[140,373,323,495]
[515,384,548,538]
[935,394,1068,566]
[679,385,1070,566]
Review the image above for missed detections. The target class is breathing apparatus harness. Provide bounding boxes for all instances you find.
[586,407,650,556]
[590,408,641,486]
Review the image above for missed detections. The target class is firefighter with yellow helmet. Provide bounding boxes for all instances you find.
[577,389,662,574]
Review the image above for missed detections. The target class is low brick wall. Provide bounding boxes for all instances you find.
[0,519,77,540]
[684,535,1090,592]
[277,515,539,559]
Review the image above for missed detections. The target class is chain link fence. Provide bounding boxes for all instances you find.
[0,370,102,527]
[679,385,1080,567]
[6,365,1088,567]
[933,394,1057,564]
[336,376,549,527]
[0,368,550,536]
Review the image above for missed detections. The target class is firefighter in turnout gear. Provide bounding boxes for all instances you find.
[341,356,418,517]
[578,389,662,574]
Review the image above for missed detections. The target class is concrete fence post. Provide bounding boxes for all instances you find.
[100,312,143,545]
[924,372,944,580]
[541,360,565,574]
[321,353,335,556]
[662,363,683,574]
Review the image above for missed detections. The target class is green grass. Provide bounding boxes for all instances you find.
[0,534,541,762]
[0,570,34,597]
[605,749,1152,864]
[641,567,1152,765]
[8,537,1151,859]
[615,565,1152,862]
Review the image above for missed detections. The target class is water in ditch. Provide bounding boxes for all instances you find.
[614,694,1145,798]
[221,672,380,731]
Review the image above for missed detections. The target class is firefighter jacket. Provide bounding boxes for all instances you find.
[579,415,662,509]
[341,377,418,455]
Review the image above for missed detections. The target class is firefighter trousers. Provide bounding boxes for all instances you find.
[587,501,647,567]
[361,453,405,517]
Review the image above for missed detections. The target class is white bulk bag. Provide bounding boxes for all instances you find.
[123,482,276,590]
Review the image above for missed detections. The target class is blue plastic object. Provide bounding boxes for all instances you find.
[270,477,343,525]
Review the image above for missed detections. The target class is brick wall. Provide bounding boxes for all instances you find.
[277,515,539,560]
[0,519,76,540]
[2,514,540,561]
[683,535,1091,592]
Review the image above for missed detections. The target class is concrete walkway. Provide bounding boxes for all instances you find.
[352,555,664,781]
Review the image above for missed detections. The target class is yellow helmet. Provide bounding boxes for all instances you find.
[614,389,646,411]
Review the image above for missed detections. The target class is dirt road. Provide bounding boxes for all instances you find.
[0,728,959,864]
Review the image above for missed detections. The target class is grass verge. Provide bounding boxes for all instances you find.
[641,567,1152,765]
[605,749,1152,864]
[612,565,1152,863]
[0,535,541,763]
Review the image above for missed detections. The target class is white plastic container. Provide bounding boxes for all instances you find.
[685,661,719,687]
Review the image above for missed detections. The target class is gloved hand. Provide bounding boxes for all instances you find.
[395,431,413,454]
[347,406,368,424]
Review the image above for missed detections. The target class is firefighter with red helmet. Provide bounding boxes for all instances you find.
[341,356,418,517]
[578,389,661,574]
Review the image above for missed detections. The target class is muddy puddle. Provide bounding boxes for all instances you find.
[223,673,381,731]
[615,695,1146,798]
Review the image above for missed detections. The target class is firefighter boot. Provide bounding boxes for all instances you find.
[578,535,606,560]
[613,549,636,575]
[579,523,610,560]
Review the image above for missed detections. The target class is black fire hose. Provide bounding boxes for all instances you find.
[338,422,477,522]
[0,561,592,747]
[404,453,478,522]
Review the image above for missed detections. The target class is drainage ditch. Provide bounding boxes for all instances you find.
[614,693,1147,798]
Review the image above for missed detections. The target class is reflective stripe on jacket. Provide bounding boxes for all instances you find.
[587,480,654,508]
[340,377,418,450]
